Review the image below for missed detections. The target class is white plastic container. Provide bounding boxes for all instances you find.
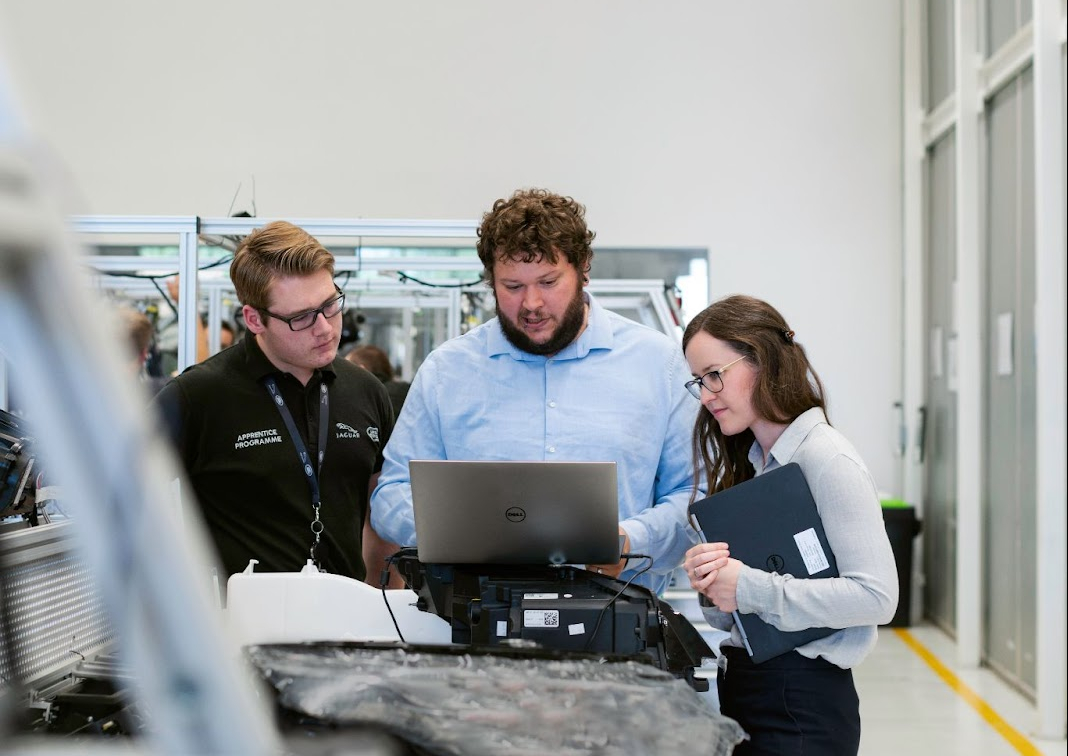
[225,560,452,648]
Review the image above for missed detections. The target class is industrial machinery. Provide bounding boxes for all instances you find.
[0,409,34,520]
[394,553,715,691]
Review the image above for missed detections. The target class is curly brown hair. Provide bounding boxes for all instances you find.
[475,188,596,287]
[682,295,828,496]
[230,221,335,309]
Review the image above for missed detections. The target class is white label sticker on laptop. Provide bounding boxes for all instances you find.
[524,610,560,628]
[568,623,585,635]
[524,593,559,600]
[497,620,508,637]
[794,528,831,575]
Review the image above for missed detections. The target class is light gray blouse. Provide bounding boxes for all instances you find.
[701,407,899,669]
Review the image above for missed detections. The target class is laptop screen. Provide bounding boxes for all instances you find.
[410,460,621,565]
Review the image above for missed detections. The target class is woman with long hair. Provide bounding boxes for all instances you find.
[681,294,898,756]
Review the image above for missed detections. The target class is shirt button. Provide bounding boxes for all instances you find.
[548,401,556,408]
[547,446,556,453]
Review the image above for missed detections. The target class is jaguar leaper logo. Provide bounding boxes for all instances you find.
[335,422,361,439]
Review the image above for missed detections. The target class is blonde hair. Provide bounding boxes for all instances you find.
[230,221,335,308]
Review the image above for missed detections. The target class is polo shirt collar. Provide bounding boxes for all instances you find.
[486,291,613,360]
[241,333,337,384]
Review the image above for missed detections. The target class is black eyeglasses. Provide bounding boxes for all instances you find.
[260,286,345,332]
[684,355,746,399]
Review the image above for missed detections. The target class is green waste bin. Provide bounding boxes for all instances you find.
[880,499,921,627]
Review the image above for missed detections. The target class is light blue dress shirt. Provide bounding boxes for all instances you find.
[371,293,702,594]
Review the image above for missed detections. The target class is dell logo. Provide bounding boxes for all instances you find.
[505,507,526,523]
[766,554,785,572]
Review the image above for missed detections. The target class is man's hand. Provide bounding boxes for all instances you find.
[586,527,630,578]
[362,517,404,588]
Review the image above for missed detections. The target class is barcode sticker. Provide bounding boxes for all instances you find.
[794,528,831,575]
[524,609,560,628]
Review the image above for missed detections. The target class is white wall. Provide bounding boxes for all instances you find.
[0,0,904,492]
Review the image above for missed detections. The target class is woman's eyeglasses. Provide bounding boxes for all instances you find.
[684,355,746,399]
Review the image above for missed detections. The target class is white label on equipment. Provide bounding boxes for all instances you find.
[524,609,560,628]
[568,623,585,635]
[497,620,508,637]
[524,592,559,600]
[794,528,831,575]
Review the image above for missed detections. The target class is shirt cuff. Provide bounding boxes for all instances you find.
[735,564,772,615]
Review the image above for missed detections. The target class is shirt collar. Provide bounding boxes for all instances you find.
[242,334,337,384]
[748,406,827,473]
[486,291,613,360]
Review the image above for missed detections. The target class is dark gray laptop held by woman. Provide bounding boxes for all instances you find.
[409,459,621,565]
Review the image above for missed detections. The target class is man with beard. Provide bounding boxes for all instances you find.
[370,189,698,593]
[155,220,397,585]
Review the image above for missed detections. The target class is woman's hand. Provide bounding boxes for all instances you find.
[683,542,740,612]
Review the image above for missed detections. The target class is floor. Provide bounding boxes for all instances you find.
[664,587,1066,756]
[855,623,1066,756]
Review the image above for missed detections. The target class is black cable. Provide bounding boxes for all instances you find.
[93,254,234,281]
[149,277,178,318]
[395,271,484,289]
[581,553,653,652]
[380,552,406,644]
[97,255,236,320]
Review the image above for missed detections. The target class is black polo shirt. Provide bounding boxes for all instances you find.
[155,335,393,580]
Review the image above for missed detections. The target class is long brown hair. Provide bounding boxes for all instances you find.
[682,295,827,496]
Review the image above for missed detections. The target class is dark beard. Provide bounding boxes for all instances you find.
[497,286,587,356]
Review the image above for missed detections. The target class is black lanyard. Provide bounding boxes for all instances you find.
[264,376,330,568]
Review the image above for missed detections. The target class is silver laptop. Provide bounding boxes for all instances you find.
[410,460,621,565]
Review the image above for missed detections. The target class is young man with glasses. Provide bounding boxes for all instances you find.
[155,220,397,585]
[370,189,700,595]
